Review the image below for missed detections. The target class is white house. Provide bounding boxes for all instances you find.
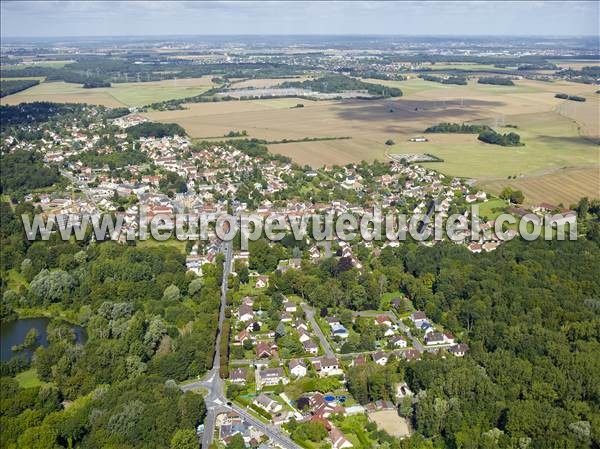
[298,330,311,343]
[289,359,307,378]
[313,356,343,377]
[390,335,407,348]
[238,304,255,323]
[258,368,288,388]
[448,343,469,357]
[283,301,297,313]
[372,351,389,366]
[303,339,319,355]
[255,275,269,289]
[253,394,283,414]
[330,428,353,449]
[410,311,428,327]
[230,367,248,384]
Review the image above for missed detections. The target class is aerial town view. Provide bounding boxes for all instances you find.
[0,2,599,449]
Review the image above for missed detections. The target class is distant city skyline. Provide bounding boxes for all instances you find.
[1,1,599,38]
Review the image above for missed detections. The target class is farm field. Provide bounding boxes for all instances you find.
[228,76,314,89]
[144,77,598,171]
[0,76,215,107]
[406,111,599,179]
[479,166,600,207]
[5,72,596,205]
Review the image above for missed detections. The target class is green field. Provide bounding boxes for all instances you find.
[137,237,188,254]
[7,269,28,291]
[2,78,215,107]
[15,369,47,388]
[1,76,46,81]
[395,112,600,180]
[473,198,508,220]
[361,77,455,96]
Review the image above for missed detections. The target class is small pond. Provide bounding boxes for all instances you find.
[1,317,86,362]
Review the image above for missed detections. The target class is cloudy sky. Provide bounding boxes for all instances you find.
[1,1,598,38]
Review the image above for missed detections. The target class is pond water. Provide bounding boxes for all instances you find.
[0,317,86,362]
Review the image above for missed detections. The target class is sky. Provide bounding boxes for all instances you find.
[1,1,598,38]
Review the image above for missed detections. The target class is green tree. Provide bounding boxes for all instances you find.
[170,429,198,449]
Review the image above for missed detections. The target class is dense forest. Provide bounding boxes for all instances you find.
[0,200,221,449]
[0,102,88,131]
[0,150,62,195]
[70,148,149,170]
[0,79,40,98]
[126,122,186,139]
[271,221,600,449]
[1,60,308,88]
[279,74,403,97]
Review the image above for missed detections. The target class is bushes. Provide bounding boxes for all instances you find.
[555,93,586,102]
[418,74,467,85]
[478,77,515,86]
[478,129,522,146]
[82,81,111,88]
[425,122,490,134]
[219,319,231,379]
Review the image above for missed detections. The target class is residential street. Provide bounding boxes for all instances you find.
[181,241,302,449]
[301,302,335,357]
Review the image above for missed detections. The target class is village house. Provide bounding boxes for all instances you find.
[309,393,346,419]
[448,343,469,357]
[255,275,269,289]
[312,356,343,377]
[303,339,319,355]
[256,342,273,358]
[289,359,308,378]
[375,315,393,327]
[236,330,252,344]
[331,323,349,339]
[329,427,354,449]
[390,335,407,348]
[425,332,446,346]
[258,367,288,388]
[395,382,414,400]
[403,349,422,361]
[238,304,255,322]
[230,367,248,384]
[253,394,283,414]
[372,351,389,366]
[410,311,428,327]
[296,320,309,333]
[298,330,312,343]
[283,301,297,313]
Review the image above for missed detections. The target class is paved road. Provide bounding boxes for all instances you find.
[301,302,334,357]
[182,241,302,449]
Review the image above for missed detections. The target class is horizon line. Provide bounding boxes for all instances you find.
[2,33,599,40]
